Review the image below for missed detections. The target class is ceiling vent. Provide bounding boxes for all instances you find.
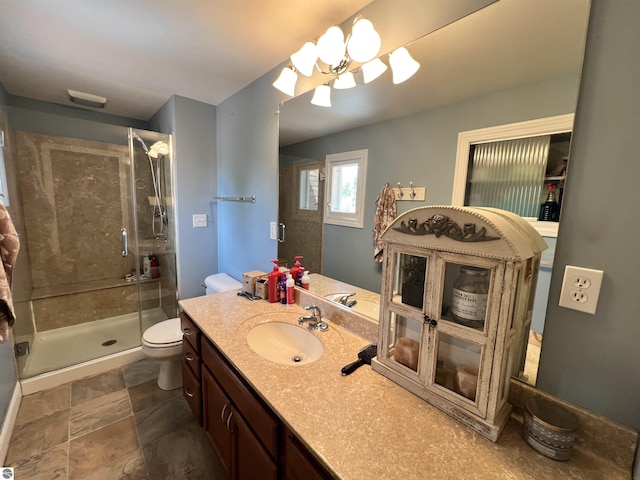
[67,89,107,109]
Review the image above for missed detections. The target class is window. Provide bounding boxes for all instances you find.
[452,114,574,237]
[324,149,367,228]
[299,167,319,211]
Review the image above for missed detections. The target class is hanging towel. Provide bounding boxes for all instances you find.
[373,182,397,263]
[0,200,19,344]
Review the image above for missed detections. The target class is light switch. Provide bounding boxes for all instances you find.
[192,214,207,228]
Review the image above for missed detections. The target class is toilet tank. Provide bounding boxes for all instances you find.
[204,273,242,294]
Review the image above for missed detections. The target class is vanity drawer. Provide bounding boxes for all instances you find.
[201,336,279,458]
[182,338,201,380]
[182,359,202,425]
[180,311,200,352]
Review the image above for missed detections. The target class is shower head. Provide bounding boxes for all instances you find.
[132,133,150,154]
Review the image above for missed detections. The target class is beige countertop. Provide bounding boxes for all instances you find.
[179,288,632,480]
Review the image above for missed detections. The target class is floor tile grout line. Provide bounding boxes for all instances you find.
[124,367,151,479]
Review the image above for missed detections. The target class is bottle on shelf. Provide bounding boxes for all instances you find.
[538,183,560,222]
[149,255,160,279]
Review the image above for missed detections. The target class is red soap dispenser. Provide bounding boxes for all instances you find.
[267,260,281,303]
[290,256,303,286]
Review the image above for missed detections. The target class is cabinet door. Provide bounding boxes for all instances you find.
[284,432,332,480]
[427,255,503,417]
[233,411,277,480]
[182,359,201,425]
[202,366,233,474]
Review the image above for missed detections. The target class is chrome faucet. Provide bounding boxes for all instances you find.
[338,292,356,305]
[298,305,328,331]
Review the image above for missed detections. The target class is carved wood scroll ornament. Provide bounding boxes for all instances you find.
[392,214,499,242]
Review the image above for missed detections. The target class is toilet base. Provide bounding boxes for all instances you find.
[157,357,182,390]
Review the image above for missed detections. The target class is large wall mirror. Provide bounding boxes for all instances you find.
[278,0,590,386]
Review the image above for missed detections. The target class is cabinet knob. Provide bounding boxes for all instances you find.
[184,387,194,398]
[183,328,193,337]
[423,315,437,328]
[184,352,194,362]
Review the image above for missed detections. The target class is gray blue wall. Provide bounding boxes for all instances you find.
[217,0,640,430]
[216,0,499,281]
[537,0,640,430]
[281,75,578,292]
[0,97,17,458]
[150,96,218,298]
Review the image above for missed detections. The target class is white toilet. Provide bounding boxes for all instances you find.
[141,317,183,390]
[141,273,242,390]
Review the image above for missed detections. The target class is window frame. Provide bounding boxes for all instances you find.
[452,114,574,238]
[324,149,368,228]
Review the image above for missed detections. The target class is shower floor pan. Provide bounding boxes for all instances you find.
[20,308,168,379]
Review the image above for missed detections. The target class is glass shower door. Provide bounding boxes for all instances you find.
[128,128,177,334]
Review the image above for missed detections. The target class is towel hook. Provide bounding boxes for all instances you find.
[410,182,416,199]
[397,182,404,198]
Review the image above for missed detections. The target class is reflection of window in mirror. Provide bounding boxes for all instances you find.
[299,167,319,211]
[324,149,367,228]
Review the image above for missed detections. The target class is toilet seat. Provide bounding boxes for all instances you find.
[142,317,182,347]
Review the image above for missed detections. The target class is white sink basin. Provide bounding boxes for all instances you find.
[325,294,380,318]
[246,322,324,365]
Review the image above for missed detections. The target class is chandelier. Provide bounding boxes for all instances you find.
[273,16,420,107]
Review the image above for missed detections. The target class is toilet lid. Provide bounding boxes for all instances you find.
[143,317,182,345]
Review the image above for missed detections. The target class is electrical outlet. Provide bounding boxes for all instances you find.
[559,265,604,314]
[270,222,277,240]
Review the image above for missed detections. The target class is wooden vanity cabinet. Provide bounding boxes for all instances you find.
[182,311,334,480]
[181,312,202,424]
[283,430,334,480]
[200,335,278,480]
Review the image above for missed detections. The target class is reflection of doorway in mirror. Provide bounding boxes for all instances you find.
[278,158,323,275]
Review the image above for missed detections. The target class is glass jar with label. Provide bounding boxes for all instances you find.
[451,266,489,327]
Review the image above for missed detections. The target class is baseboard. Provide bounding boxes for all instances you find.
[0,382,22,465]
[20,347,145,395]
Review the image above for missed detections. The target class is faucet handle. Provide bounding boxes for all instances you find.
[304,304,321,317]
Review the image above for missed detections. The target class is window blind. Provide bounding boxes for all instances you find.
[466,135,550,218]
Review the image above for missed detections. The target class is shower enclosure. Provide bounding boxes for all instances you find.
[5,124,177,379]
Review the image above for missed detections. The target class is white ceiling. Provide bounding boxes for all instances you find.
[0,0,590,143]
[0,0,372,120]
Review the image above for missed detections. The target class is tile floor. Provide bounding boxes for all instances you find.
[6,359,227,479]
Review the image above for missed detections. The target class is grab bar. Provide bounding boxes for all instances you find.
[121,227,128,257]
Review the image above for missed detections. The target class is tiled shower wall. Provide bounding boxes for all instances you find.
[9,131,176,332]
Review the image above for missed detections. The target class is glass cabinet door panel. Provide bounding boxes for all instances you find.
[441,262,491,330]
[392,252,428,310]
[386,312,423,372]
[435,332,482,402]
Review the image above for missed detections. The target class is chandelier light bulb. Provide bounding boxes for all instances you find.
[333,72,356,89]
[361,58,388,83]
[347,18,381,63]
[317,26,346,66]
[272,66,298,96]
[389,47,420,84]
[310,84,332,107]
[291,41,318,77]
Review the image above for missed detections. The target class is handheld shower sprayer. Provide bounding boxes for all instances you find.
[131,132,169,238]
